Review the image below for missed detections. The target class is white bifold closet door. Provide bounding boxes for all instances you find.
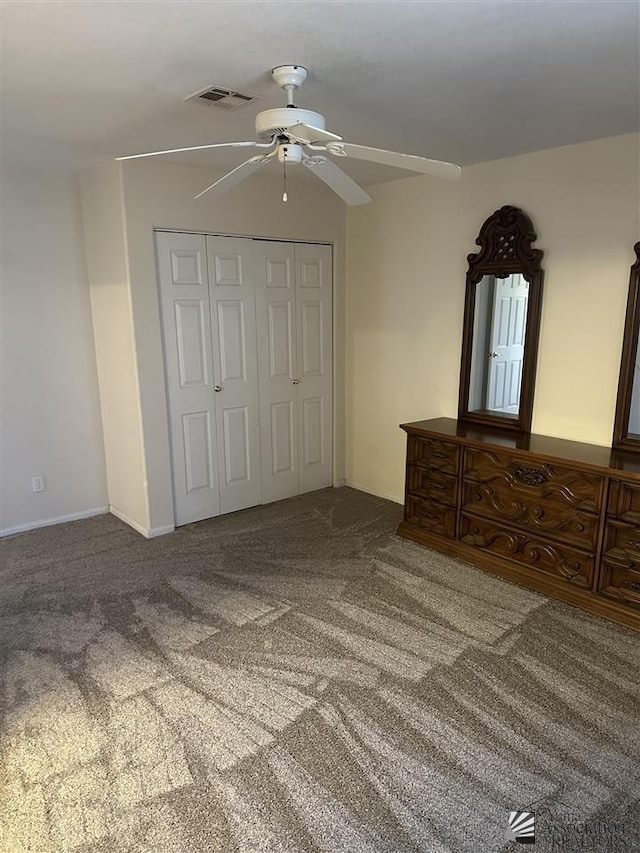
[156,232,332,526]
[254,241,333,503]
[156,232,262,525]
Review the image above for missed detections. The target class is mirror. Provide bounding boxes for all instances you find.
[612,243,640,452]
[458,205,544,433]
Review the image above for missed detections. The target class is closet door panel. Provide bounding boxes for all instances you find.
[155,232,221,525]
[295,243,333,494]
[271,400,296,474]
[207,236,262,514]
[254,241,299,503]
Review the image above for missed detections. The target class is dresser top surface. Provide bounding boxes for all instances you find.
[401,417,640,478]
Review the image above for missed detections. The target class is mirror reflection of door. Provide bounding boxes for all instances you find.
[469,274,529,416]
[487,274,529,413]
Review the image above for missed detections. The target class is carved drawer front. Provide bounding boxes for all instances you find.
[405,495,456,539]
[461,481,599,548]
[602,520,640,567]
[463,447,604,513]
[607,480,640,525]
[599,516,640,610]
[459,513,593,587]
[408,435,459,476]
[407,466,457,507]
[599,557,640,610]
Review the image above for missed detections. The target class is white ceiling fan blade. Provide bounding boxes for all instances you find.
[116,140,264,161]
[331,143,462,180]
[286,123,342,145]
[303,156,371,206]
[194,154,273,200]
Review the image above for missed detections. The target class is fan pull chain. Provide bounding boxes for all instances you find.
[282,149,288,202]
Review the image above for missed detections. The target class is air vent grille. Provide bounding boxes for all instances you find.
[184,85,261,111]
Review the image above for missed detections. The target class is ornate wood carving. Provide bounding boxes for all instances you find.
[607,479,640,525]
[600,556,640,607]
[603,519,640,566]
[459,514,590,585]
[513,466,547,486]
[464,447,603,512]
[409,436,459,476]
[405,496,456,539]
[612,243,640,453]
[462,483,598,547]
[466,205,544,285]
[408,467,458,506]
[458,205,544,433]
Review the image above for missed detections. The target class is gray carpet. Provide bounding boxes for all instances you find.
[1,487,639,852]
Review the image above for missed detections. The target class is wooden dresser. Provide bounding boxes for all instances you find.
[398,418,640,631]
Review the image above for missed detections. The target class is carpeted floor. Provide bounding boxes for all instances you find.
[1,487,639,852]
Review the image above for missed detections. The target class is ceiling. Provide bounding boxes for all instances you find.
[2,0,638,187]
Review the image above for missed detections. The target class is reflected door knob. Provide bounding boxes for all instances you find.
[488,352,499,358]
[214,385,222,392]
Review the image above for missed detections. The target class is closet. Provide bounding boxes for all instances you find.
[155,231,333,526]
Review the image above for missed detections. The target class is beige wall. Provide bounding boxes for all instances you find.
[80,162,150,531]
[346,132,640,503]
[1,164,107,533]
[120,159,347,532]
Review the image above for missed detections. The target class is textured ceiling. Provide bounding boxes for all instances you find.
[2,0,638,186]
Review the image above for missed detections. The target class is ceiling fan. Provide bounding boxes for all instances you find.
[117,65,462,205]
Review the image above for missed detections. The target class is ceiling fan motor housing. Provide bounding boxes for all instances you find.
[255,107,326,140]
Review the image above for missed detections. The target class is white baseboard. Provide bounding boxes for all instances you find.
[346,481,403,505]
[147,524,175,538]
[0,505,110,538]
[333,479,347,488]
[109,506,174,538]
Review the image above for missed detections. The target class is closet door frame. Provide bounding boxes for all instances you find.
[155,229,336,526]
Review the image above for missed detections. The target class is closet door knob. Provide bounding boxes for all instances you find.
[214,385,222,392]
[292,379,299,385]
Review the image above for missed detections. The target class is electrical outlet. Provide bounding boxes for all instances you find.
[32,475,45,493]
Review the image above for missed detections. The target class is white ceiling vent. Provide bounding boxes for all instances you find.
[184,84,261,111]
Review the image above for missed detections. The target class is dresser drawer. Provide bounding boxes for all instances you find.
[405,495,456,539]
[408,435,459,477]
[599,557,640,610]
[602,519,640,566]
[599,516,640,610]
[607,480,640,525]
[464,447,604,513]
[407,466,457,507]
[461,481,599,548]
[460,513,593,587]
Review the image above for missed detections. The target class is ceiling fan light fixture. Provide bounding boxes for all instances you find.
[277,143,303,164]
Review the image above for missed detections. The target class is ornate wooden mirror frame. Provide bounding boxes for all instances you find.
[612,242,640,452]
[458,205,544,433]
